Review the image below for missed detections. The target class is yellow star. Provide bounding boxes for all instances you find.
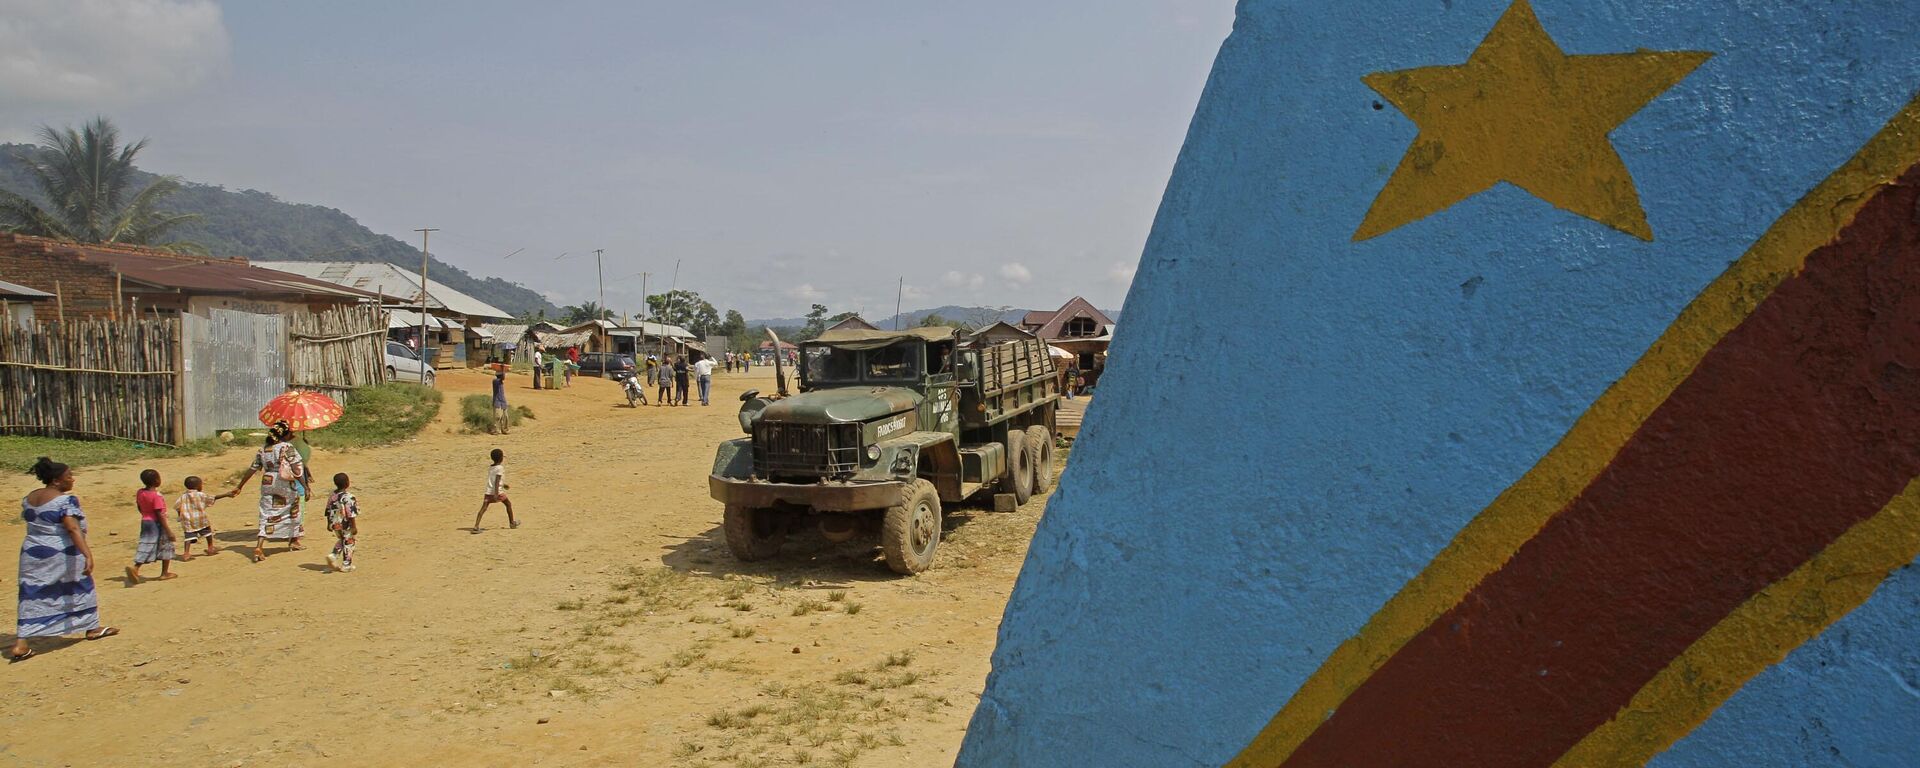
[1354,0,1710,241]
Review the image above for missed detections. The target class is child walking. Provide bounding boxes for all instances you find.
[173,475,234,561]
[472,448,517,533]
[128,469,179,585]
[323,473,361,572]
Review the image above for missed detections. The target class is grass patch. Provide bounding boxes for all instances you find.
[0,435,229,474]
[791,599,829,617]
[843,602,863,615]
[305,383,442,449]
[459,394,531,434]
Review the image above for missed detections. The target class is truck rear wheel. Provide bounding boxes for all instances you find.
[882,479,943,574]
[1025,425,1054,493]
[723,504,785,562]
[1005,430,1033,505]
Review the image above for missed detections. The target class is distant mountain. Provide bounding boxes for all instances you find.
[0,143,557,317]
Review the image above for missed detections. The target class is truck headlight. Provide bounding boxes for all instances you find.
[865,445,881,462]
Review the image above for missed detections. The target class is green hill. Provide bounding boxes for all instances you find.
[0,143,555,317]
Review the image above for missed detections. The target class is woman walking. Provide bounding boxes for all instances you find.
[228,421,307,562]
[13,457,118,661]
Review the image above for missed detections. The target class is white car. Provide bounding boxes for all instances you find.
[385,341,436,387]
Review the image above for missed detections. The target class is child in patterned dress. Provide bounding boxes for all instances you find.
[323,473,361,573]
[127,469,179,585]
[173,476,235,561]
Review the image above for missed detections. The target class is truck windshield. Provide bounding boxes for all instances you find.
[800,342,921,385]
[804,346,860,383]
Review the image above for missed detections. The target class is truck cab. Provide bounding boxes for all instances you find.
[710,327,1058,574]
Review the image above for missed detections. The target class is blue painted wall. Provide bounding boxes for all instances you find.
[957,1,1920,765]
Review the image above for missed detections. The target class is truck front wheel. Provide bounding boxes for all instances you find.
[882,479,943,574]
[1005,430,1033,505]
[723,504,785,562]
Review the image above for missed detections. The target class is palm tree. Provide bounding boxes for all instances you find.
[0,117,200,249]
[562,301,609,324]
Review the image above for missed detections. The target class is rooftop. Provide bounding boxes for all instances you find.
[256,261,513,320]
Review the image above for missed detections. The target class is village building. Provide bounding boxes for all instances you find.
[607,319,701,359]
[825,315,881,333]
[0,234,387,442]
[257,261,514,369]
[968,320,1036,346]
[1019,296,1117,387]
[0,278,53,325]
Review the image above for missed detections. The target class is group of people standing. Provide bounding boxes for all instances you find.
[529,345,581,390]
[13,420,365,661]
[721,351,752,374]
[642,353,719,406]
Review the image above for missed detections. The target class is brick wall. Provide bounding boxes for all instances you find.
[0,235,120,318]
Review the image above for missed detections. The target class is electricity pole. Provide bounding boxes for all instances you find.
[593,248,606,322]
[414,228,438,384]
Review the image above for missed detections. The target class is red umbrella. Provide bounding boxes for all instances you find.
[259,390,344,431]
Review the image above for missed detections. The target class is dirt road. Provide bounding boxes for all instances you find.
[1,368,1054,767]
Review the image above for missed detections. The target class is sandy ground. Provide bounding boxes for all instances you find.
[1,367,1060,767]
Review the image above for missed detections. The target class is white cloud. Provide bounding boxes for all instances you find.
[1106,262,1137,286]
[785,283,825,301]
[901,283,926,300]
[0,0,230,107]
[998,262,1032,286]
[942,270,985,290]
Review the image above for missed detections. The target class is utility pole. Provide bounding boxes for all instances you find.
[593,248,606,322]
[414,228,438,384]
[660,260,680,361]
[894,276,905,330]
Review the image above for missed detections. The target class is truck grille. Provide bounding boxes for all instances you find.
[754,421,862,478]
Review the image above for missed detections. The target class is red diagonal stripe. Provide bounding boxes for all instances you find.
[1281,166,1920,768]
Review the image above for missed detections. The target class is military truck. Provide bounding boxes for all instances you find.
[709,326,1060,574]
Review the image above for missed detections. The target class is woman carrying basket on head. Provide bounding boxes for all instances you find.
[228,421,307,562]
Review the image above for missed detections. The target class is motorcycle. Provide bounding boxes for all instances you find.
[618,371,648,407]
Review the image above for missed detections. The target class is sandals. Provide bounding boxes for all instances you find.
[251,548,266,563]
[86,626,119,641]
[9,648,35,662]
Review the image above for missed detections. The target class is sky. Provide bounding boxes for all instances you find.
[0,0,1233,319]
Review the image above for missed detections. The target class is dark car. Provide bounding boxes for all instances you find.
[577,352,636,379]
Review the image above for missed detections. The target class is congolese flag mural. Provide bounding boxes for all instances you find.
[959,1,1920,766]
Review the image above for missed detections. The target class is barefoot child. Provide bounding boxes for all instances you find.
[323,473,361,572]
[472,448,517,533]
[127,469,179,585]
[173,476,235,561]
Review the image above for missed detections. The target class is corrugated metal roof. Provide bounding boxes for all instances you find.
[256,261,512,319]
[610,320,697,339]
[387,309,460,329]
[0,278,54,299]
[0,235,378,300]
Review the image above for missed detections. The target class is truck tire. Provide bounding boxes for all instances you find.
[1005,430,1033,505]
[882,479,943,574]
[1025,425,1054,493]
[723,504,784,562]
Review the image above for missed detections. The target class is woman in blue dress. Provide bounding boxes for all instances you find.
[12,456,117,661]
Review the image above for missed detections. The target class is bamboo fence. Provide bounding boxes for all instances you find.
[290,303,389,392]
[0,316,181,445]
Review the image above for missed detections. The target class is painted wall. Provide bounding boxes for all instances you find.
[958,1,1920,766]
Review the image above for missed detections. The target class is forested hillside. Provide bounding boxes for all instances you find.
[0,143,555,316]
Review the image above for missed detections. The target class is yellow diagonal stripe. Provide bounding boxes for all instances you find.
[1228,93,1920,768]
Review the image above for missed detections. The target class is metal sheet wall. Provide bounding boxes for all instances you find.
[183,308,286,436]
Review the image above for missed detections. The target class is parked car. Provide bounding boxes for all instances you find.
[576,352,636,379]
[385,341,436,387]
